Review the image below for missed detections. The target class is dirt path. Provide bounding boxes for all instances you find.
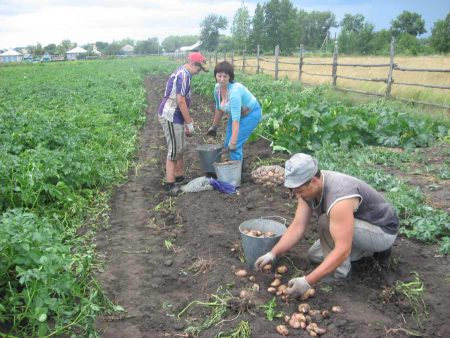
[95,75,450,338]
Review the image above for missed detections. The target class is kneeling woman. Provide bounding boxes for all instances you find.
[206,61,262,161]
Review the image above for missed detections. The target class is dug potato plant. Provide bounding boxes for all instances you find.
[1,56,449,337]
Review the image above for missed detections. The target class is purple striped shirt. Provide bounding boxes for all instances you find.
[158,66,191,124]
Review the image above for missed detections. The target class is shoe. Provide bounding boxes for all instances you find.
[374,248,392,269]
[166,184,181,196]
[175,176,191,186]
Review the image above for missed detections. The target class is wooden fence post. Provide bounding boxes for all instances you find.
[256,45,260,74]
[275,45,280,80]
[332,42,338,87]
[215,51,218,65]
[242,49,246,73]
[298,44,304,82]
[386,37,395,97]
[231,50,234,66]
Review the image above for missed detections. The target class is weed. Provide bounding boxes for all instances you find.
[394,272,428,324]
[164,239,175,252]
[258,297,284,321]
[188,256,215,276]
[216,320,251,338]
[178,292,236,336]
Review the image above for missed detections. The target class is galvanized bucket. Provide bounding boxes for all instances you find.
[239,216,287,269]
[213,150,242,187]
[197,144,222,174]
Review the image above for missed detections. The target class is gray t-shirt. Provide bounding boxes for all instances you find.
[306,170,399,235]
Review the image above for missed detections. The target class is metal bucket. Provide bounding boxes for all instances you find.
[214,159,242,187]
[197,144,222,173]
[213,150,242,187]
[239,216,287,269]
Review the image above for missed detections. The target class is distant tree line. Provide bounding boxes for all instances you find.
[200,0,450,55]
[20,0,450,57]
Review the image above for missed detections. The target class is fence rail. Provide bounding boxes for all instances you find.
[170,39,450,110]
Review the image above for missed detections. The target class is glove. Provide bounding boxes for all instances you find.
[254,252,275,270]
[206,125,218,137]
[285,276,311,297]
[228,141,237,151]
[185,122,194,136]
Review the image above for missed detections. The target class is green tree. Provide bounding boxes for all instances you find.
[103,41,122,55]
[56,40,75,54]
[302,11,337,49]
[391,11,426,37]
[278,0,298,54]
[248,3,266,52]
[43,44,57,54]
[231,1,251,51]
[369,29,391,54]
[340,13,365,33]
[135,38,160,54]
[338,14,375,54]
[264,0,282,51]
[95,41,109,54]
[200,14,228,51]
[430,12,450,53]
[396,33,423,55]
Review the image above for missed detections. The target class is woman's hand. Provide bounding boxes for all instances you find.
[228,141,237,151]
[206,125,218,137]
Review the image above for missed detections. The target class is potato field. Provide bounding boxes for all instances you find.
[0,57,449,338]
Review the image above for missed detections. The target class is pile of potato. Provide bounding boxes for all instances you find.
[241,228,276,238]
[251,165,285,187]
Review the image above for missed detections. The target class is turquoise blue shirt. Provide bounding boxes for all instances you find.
[214,82,259,122]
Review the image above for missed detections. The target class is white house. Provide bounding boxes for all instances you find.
[0,49,23,63]
[121,44,134,56]
[178,41,202,52]
[66,46,87,60]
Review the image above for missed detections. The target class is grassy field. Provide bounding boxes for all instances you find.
[228,55,450,107]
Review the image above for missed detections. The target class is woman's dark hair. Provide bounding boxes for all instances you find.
[214,61,235,83]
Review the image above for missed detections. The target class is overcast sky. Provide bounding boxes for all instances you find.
[0,0,449,49]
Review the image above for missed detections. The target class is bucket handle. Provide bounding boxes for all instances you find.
[215,149,230,161]
[261,215,287,226]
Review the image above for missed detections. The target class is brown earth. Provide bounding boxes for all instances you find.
[95,75,450,338]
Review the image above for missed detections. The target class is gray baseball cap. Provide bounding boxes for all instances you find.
[284,153,318,188]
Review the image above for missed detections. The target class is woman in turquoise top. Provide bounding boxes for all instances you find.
[206,61,262,161]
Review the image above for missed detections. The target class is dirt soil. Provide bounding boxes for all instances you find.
[95,75,450,338]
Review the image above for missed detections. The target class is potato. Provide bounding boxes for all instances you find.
[271,278,282,287]
[284,315,291,323]
[314,326,327,335]
[331,305,344,313]
[288,317,301,329]
[234,269,248,277]
[267,287,277,294]
[276,265,288,274]
[309,309,321,316]
[239,290,250,298]
[298,303,310,314]
[276,324,289,336]
[262,264,272,272]
[301,288,316,300]
[321,310,330,319]
[293,312,306,322]
[248,275,256,282]
[264,231,275,237]
[252,283,260,292]
[278,284,287,294]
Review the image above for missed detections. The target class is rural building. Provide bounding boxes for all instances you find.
[177,40,202,52]
[121,44,134,56]
[66,46,87,60]
[0,49,23,63]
